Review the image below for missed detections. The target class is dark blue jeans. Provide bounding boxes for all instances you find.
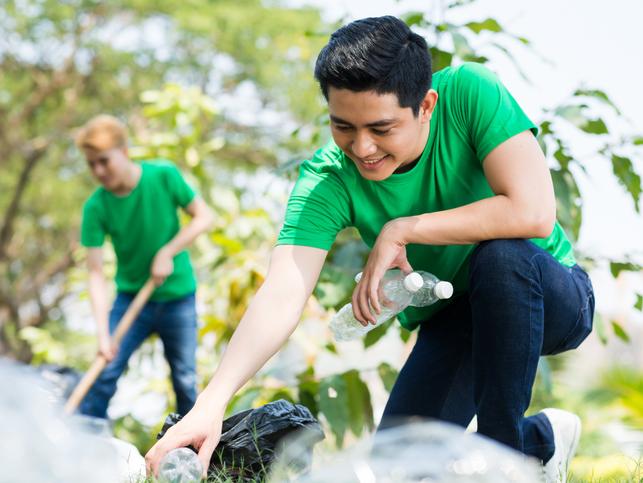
[79,292,198,418]
[380,239,595,462]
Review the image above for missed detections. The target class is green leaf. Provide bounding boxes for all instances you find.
[318,375,349,447]
[610,261,643,278]
[462,54,489,64]
[633,136,643,146]
[399,325,412,343]
[378,362,399,392]
[465,18,502,34]
[550,168,582,241]
[297,366,319,416]
[581,118,609,135]
[554,105,608,134]
[403,12,425,27]
[430,47,454,71]
[611,321,631,343]
[324,342,338,354]
[342,370,374,437]
[635,294,643,312]
[537,121,552,156]
[611,154,642,212]
[540,120,553,136]
[573,88,622,115]
[298,380,319,418]
[364,318,393,348]
[553,139,574,170]
[594,312,608,345]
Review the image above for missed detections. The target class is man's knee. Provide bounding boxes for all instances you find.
[469,239,534,275]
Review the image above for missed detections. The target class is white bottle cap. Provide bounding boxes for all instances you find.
[354,272,363,283]
[434,281,454,299]
[403,272,423,293]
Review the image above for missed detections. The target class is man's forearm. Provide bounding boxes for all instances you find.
[88,270,110,337]
[391,194,555,247]
[162,206,213,257]
[196,270,310,410]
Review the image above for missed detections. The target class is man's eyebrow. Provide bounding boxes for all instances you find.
[329,115,398,128]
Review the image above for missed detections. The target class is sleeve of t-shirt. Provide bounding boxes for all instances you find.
[453,62,538,162]
[80,195,106,247]
[276,151,352,250]
[164,163,197,208]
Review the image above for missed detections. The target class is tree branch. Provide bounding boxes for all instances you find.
[0,139,50,260]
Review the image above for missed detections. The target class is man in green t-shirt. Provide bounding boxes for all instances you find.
[76,115,213,419]
[147,17,594,482]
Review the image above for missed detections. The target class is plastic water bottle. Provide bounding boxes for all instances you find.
[352,269,454,307]
[158,447,203,483]
[329,271,423,341]
[409,270,454,307]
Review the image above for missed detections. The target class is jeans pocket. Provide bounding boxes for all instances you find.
[550,270,595,355]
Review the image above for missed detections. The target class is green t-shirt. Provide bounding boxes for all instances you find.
[81,160,197,301]
[277,62,576,330]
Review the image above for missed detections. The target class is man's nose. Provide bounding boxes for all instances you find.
[351,131,377,158]
[93,163,106,177]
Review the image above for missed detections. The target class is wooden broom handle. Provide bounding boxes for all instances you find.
[64,279,156,414]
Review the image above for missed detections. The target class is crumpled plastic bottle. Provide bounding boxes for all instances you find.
[158,447,203,483]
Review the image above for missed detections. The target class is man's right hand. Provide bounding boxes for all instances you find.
[98,334,117,361]
[145,401,224,478]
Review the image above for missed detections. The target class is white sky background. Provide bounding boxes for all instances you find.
[291,0,643,262]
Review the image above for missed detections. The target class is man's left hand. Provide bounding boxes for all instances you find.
[151,247,174,286]
[352,218,413,326]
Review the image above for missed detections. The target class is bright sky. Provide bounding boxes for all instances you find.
[293,0,643,261]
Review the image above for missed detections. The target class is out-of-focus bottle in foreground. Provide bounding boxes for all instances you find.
[158,447,203,483]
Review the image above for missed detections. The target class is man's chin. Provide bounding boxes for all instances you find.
[100,180,117,191]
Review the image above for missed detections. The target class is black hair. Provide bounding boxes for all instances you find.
[314,16,432,116]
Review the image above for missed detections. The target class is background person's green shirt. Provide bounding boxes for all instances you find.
[277,62,576,330]
[81,160,197,301]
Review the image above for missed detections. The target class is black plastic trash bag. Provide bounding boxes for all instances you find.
[157,399,324,480]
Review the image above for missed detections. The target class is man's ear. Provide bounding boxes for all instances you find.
[419,89,438,123]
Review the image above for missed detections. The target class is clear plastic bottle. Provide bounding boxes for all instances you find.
[158,447,203,483]
[409,270,454,307]
[329,271,423,341]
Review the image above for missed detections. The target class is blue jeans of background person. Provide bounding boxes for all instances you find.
[79,292,198,419]
[380,239,595,463]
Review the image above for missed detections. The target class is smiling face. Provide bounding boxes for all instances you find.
[328,87,437,181]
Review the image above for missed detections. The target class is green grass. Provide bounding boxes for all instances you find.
[570,454,643,482]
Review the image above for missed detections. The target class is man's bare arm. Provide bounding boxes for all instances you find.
[151,197,215,285]
[87,247,115,360]
[146,244,328,475]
